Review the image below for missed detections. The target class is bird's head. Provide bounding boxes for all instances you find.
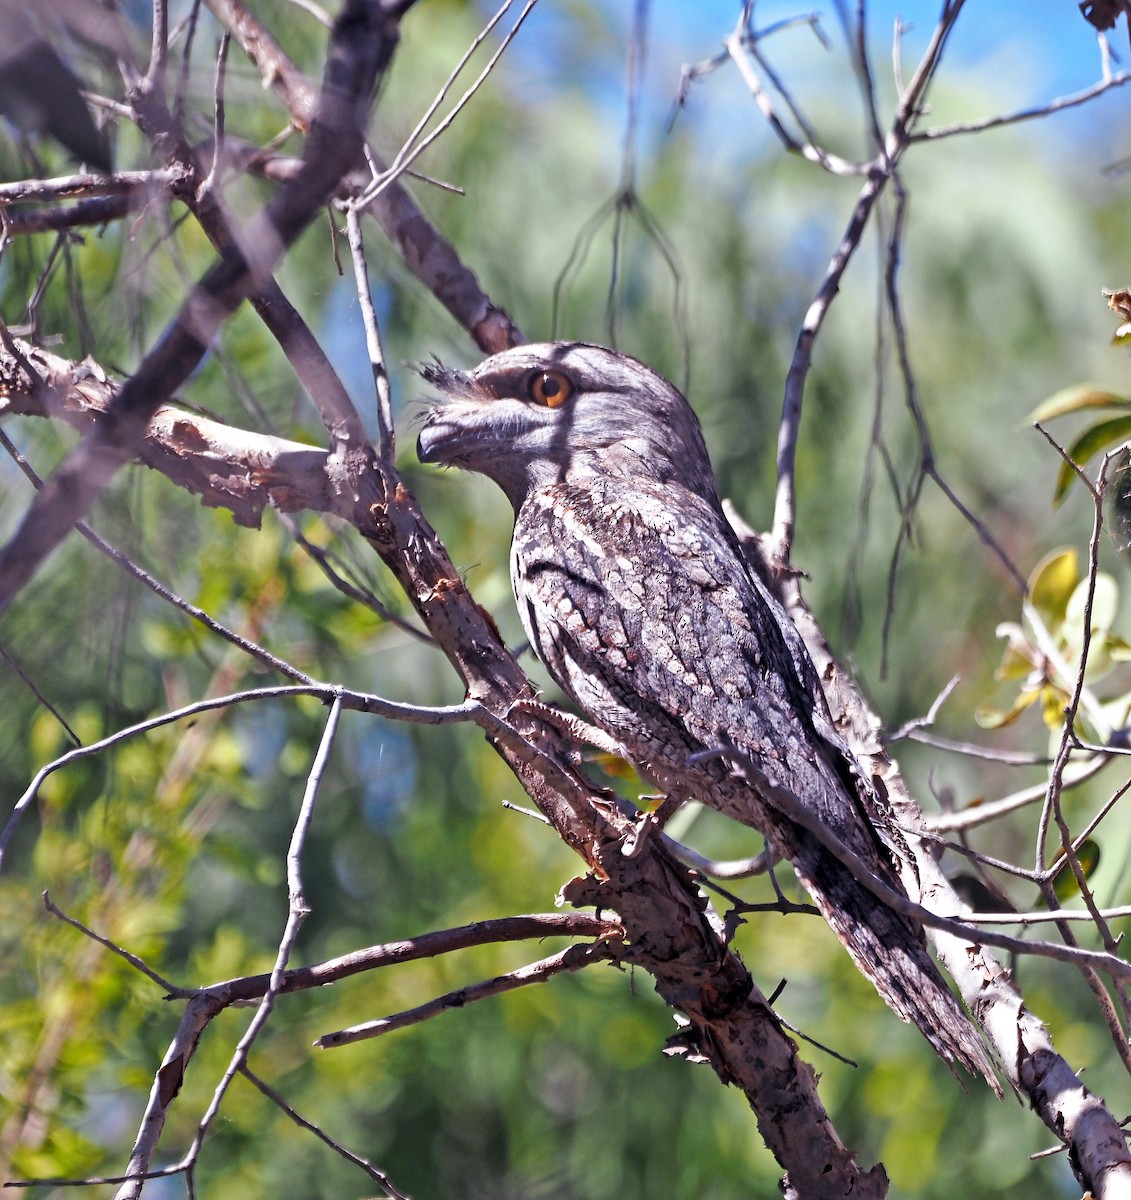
[416,342,719,511]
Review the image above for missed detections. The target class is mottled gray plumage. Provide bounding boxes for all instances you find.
[417,341,993,1082]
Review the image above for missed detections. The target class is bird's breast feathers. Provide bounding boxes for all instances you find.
[510,481,771,743]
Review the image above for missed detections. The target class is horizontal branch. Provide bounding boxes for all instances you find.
[0,685,481,874]
[1,195,139,235]
[206,912,621,1003]
[0,168,192,204]
[912,70,1131,142]
[206,0,522,352]
[926,755,1111,832]
[316,939,619,1048]
[0,0,413,618]
[1,340,339,527]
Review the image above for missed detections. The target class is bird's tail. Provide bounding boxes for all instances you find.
[792,838,999,1091]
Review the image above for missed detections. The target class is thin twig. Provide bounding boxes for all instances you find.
[725,22,868,176]
[913,71,1131,142]
[902,729,1050,765]
[240,1066,411,1199]
[888,675,960,739]
[769,0,967,561]
[185,696,343,1163]
[277,512,431,642]
[317,939,618,1048]
[926,754,1110,832]
[42,893,185,994]
[200,32,232,198]
[0,637,80,747]
[357,0,539,209]
[0,687,480,872]
[343,205,395,461]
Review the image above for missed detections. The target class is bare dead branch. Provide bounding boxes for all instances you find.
[206,0,523,351]
[926,754,1112,832]
[344,205,395,461]
[200,32,231,199]
[963,906,1131,925]
[109,697,345,1197]
[900,729,1050,765]
[317,939,620,1048]
[912,70,1131,142]
[184,698,342,1174]
[0,168,190,203]
[0,0,413,616]
[240,1067,411,1200]
[4,1166,185,1191]
[147,0,170,87]
[0,633,80,747]
[358,0,539,210]
[725,26,869,176]
[768,1,966,562]
[0,339,343,524]
[42,892,184,995]
[725,501,1131,1194]
[887,674,961,740]
[877,168,1027,663]
[111,992,220,1199]
[227,913,624,1000]
[0,195,142,234]
[34,908,617,1200]
[276,512,431,641]
[0,687,480,874]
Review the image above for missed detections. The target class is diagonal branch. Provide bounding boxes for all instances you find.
[725,502,1131,1198]
[205,0,523,352]
[766,1,965,561]
[0,0,414,617]
[316,939,620,1048]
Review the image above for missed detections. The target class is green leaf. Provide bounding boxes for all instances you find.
[1054,415,1131,504]
[1065,572,1118,641]
[1028,549,1079,626]
[1029,385,1131,424]
[975,688,1041,729]
[993,622,1037,681]
[1052,840,1101,900]
[1106,634,1131,662]
[1040,686,1068,730]
[1106,448,1131,555]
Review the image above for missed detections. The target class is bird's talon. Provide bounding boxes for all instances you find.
[622,812,659,858]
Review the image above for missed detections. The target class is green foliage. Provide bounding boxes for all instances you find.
[1029,384,1131,503]
[1052,837,1102,900]
[979,548,1131,737]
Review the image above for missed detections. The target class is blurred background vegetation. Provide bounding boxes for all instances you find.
[2,1,1131,1196]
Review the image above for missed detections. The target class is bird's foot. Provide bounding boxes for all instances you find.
[507,697,631,758]
[622,793,685,858]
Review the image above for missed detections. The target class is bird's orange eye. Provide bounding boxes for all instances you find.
[528,370,574,408]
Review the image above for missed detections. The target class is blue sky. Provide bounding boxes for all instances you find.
[665,2,1122,99]
[625,2,1131,158]
[466,2,1130,158]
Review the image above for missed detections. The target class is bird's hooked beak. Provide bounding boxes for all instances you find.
[415,361,484,466]
[416,351,579,510]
